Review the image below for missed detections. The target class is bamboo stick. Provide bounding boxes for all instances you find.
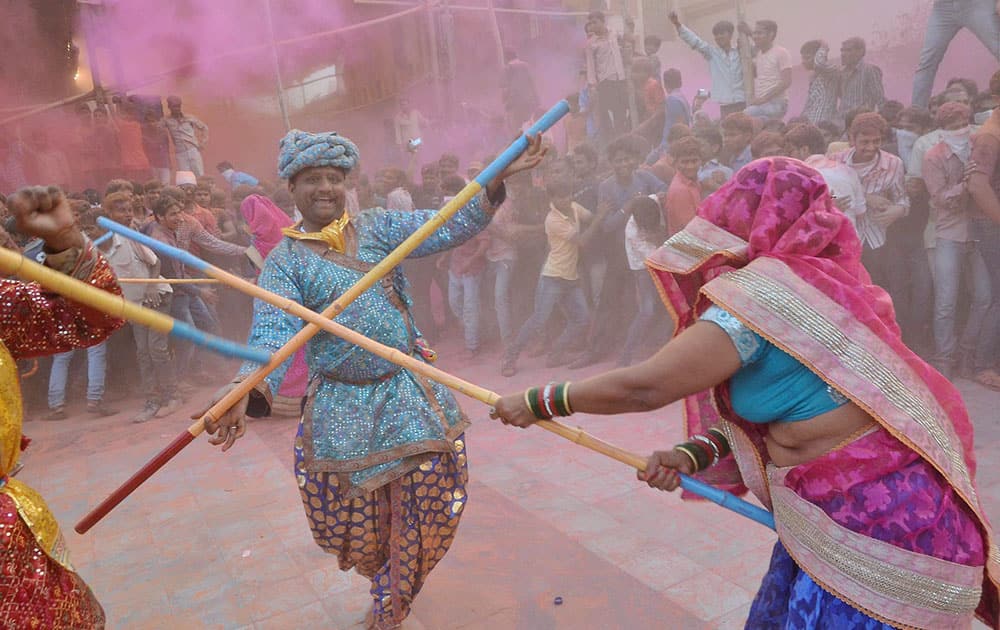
[117,278,220,284]
[75,102,569,534]
[81,205,775,533]
[0,247,269,365]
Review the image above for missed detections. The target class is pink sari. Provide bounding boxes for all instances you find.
[645,158,999,628]
[239,195,307,400]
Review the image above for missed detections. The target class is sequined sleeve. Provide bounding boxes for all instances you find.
[236,248,304,407]
[367,188,501,258]
[700,304,766,366]
[0,249,124,360]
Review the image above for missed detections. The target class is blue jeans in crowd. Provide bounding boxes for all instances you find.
[448,271,482,352]
[620,270,660,366]
[506,276,589,361]
[932,238,992,374]
[48,340,108,409]
[134,293,177,404]
[971,219,1000,371]
[744,98,788,120]
[912,0,1000,107]
[171,292,219,379]
[488,260,514,345]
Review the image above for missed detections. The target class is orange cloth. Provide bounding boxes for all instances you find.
[117,118,150,171]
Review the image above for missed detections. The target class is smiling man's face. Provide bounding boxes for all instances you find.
[289,166,347,231]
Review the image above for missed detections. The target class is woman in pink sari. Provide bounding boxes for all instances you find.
[240,194,307,411]
[491,158,999,629]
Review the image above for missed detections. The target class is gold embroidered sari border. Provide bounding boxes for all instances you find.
[771,482,982,626]
[703,260,976,506]
[646,217,749,275]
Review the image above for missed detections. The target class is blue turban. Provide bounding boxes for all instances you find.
[277,130,361,180]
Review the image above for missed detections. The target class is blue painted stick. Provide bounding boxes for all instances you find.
[680,474,775,530]
[88,104,771,534]
[0,243,268,365]
[80,109,574,534]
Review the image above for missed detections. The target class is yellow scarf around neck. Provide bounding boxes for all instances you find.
[281,213,351,252]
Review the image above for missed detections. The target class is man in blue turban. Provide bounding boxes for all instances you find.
[201,129,545,629]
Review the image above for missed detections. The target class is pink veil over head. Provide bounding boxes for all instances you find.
[240,194,293,259]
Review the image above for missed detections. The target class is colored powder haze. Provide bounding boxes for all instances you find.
[0,0,995,185]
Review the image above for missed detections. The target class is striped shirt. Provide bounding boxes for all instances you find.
[801,45,839,124]
[833,148,908,249]
[838,61,885,116]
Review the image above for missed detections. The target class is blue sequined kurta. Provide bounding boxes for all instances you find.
[238,189,496,496]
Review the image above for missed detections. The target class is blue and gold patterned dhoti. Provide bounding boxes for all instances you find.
[295,422,468,627]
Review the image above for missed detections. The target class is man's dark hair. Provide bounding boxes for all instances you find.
[438,153,459,168]
[626,195,662,232]
[105,179,134,196]
[842,36,866,55]
[800,40,822,57]
[695,126,723,149]
[160,185,188,205]
[712,20,734,36]
[669,135,703,160]
[990,69,1000,98]
[849,112,889,139]
[152,194,181,218]
[816,120,842,139]
[666,123,693,144]
[587,11,605,23]
[784,123,827,156]
[899,106,933,132]
[605,134,648,161]
[756,20,778,37]
[844,106,874,133]
[946,77,979,99]
[750,131,784,159]
[662,68,682,90]
[503,48,517,63]
[440,174,466,197]
[643,34,662,49]
[216,161,234,172]
[879,100,905,125]
[143,180,163,193]
[721,112,754,134]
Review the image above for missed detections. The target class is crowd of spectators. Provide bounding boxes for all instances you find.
[2,7,1000,424]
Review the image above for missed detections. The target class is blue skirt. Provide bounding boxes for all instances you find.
[746,541,894,629]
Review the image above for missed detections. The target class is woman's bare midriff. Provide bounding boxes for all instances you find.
[764,402,877,467]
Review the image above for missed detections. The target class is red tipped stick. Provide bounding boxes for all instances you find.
[74,427,197,534]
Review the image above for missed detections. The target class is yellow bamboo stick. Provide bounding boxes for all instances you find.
[186,260,650,471]
[0,247,175,332]
[117,278,220,284]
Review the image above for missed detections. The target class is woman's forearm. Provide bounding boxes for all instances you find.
[567,364,669,415]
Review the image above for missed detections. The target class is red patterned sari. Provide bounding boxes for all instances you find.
[0,250,123,628]
[645,158,999,629]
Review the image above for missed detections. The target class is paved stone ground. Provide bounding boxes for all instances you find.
[22,339,1000,629]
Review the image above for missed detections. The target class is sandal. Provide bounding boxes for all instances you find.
[973,369,1000,392]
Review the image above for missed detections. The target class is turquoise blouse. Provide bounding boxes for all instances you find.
[701,305,849,423]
